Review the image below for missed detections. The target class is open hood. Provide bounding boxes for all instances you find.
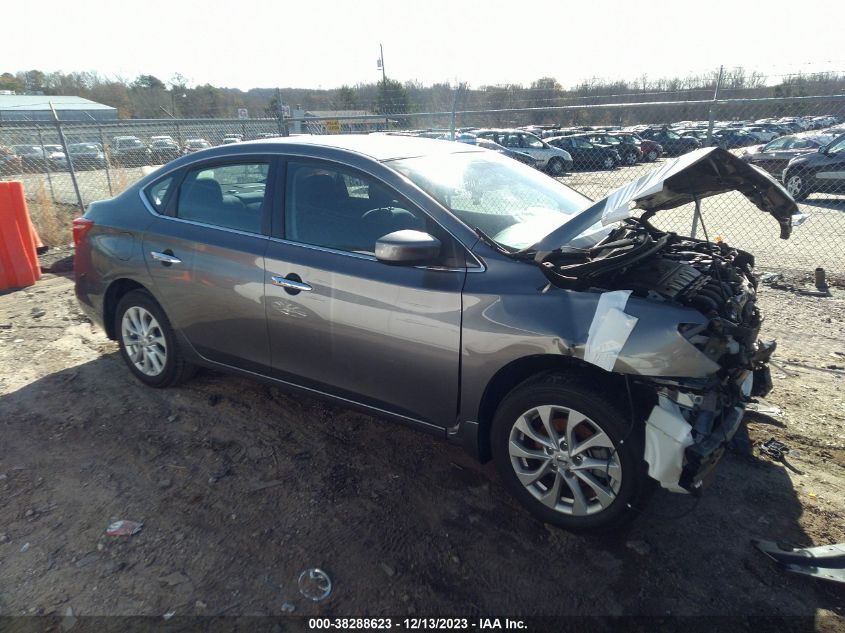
[533,147,800,254]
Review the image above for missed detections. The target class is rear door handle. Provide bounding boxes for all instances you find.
[150,251,182,265]
[271,275,312,292]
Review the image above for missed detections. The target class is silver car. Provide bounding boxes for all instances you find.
[74,136,797,531]
[473,129,573,175]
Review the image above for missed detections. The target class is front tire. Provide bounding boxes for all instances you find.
[646,149,658,162]
[785,172,809,201]
[491,373,650,531]
[115,290,195,388]
[546,157,566,176]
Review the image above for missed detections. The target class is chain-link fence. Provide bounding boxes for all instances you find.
[1,94,843,273]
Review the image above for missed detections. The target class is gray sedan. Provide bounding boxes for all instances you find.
[74,136,795,531]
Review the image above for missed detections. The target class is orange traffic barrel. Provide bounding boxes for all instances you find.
[0,181,41,291]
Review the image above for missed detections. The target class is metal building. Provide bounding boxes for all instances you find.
[0,95,118,122]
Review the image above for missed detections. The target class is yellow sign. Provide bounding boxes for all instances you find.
[325,119,342,134]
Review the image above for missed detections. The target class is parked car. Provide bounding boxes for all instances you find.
[582,132,641,165]
[474,129,573,175]
[711,129,758,149]
[783,133,845,201]
[475,137,539,168]
[55,143,107,170]
[741,126,780,143]
[611,133,663,162]
[546,135,620,170]
[150,139,182,164]
[638,127,700,156]
[11,145,50,172]
[111,136,151,167]
[221,138,242,145]
[74,136,795,531]
[740,133,836,178]
[183,139,212,154]
[0,146,23,175]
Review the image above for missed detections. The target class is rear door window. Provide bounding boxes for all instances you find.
[176,162,269,234]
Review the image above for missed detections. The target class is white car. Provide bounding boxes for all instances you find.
[473,129,574,176]
[742,126,779,143]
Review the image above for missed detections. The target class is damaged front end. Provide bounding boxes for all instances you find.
[532,148,797,494]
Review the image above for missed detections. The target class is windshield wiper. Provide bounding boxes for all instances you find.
[473,227,535,260]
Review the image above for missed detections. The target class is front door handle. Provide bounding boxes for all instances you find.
[271,275,312,293]
[151,250,181,265]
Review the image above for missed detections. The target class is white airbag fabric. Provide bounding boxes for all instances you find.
[583,290,638,372]
[644,396,694,493]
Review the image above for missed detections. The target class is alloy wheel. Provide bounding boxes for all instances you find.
[508,405,621,516]
[786,174,804,198]
[603,156,615,169]
[121,306,168,377]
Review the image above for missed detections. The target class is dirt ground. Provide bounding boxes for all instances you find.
[0,259,843,624]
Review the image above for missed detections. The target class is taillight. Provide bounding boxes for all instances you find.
[72,217,94,248]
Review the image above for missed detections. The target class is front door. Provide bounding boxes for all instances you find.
[264,160,465,427]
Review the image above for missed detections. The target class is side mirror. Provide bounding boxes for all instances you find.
[818,145,827,154]
[375,230,441,265]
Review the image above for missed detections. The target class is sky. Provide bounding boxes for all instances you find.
[4,0,844,91]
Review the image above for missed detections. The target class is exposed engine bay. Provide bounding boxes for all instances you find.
[539,216,778,493]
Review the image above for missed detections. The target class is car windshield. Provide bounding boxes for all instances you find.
[71,144,98,152]
[389,151,598,250]
[826,136,845,155]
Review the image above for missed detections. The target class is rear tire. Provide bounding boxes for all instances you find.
[115,289,195,388]
[491,373,651,532]
[646,149,658,162]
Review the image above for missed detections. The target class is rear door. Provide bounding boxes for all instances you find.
[142,157,276,371]
[263,158,466,427]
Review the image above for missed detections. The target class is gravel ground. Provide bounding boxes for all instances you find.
[0,264,843,624]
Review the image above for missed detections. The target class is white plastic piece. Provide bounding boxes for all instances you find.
[644,395,694,493]
[583,290,639,372]
[741,371,753,398]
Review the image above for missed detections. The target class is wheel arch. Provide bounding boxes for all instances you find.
[473,355,628,462]
[103,278,153,340]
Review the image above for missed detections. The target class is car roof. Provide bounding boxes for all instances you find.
[238,134,485,162]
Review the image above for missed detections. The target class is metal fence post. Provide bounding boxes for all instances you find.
[97,124,114,197]
[697,66,725,237]
[36,128,57,203]
[704,65,724,149]
[450,86,459,141]
[49,102,85,214]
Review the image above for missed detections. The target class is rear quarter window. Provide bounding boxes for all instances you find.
[144,176,175,213]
